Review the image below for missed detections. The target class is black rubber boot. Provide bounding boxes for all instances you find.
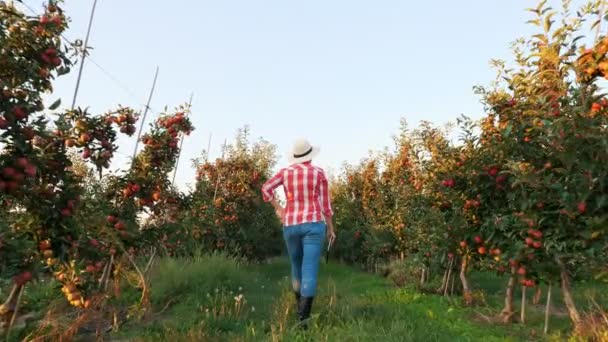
[297,296,314,330]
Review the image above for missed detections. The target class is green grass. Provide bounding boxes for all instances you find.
[5,255,605,341]
[109,256,606,341]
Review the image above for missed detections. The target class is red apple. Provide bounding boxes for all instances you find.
[60,208,72,217]
[474,236,483,244]
[78,133,90,144]
[13,172,24,182]
[478,246,487,255]
[106,215,117,223]
[14,271,33,285]
[577,201,587,214]
[38,240,51,250]
[82,148,91,159]
[16,157,29,169]
[101,151,112,159]
[114,221,125,230]
[517,267,527,276]
[24,165,37,178]
[6,181,19,192]
[2,167,17,179]
[13,106,27,120]
[122,187,133,198]
[532,241,542,249]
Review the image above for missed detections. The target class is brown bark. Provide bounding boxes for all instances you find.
[544,284,552,335]
[499,268,516,323]
[438,268,449,294]
[532,286,542,305]
[1,284,24,338]
[0,284,21,318]
[460,256,472,305]
[450,272,456,295]
[557,259,581,326]
[443,259,454,297]
[521,286,527,324]
[420,267,426,287]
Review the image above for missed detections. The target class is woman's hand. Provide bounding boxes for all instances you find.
[327,228,336,247]
[325,216,336,247]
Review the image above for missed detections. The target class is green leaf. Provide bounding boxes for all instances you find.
[49,99,61,111]
[541,7,553,15]
[544,12,554,32]
[502,123,513,138]
[526,7,539,14]
[532,34,549,43]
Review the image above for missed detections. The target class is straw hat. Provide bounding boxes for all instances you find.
[288,138,319,164]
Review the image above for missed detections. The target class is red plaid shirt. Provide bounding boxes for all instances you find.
[262,162,333,227]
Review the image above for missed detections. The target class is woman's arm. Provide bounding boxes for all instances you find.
[262,171,285,222]
[318,170,336,242]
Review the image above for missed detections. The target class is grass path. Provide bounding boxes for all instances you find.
[111,256,574,341]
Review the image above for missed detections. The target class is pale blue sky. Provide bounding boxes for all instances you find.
[20,1,587,189]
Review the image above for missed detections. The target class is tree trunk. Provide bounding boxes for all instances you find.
[521,286,527,324]
[420,267,426,287]
[459,256,472,305]
[0,284,21,319]
[557,259,581,327]
[0,284,24,339]
[439,268,449,294]
[544,284,552,335]
[532,286,542,305]
[444,259,454,297]
[499,268,516,323]
[450,272,456,295]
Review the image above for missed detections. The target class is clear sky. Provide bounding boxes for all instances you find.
[20,0,588,190]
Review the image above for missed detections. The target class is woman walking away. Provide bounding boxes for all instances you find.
[261,138,336,329]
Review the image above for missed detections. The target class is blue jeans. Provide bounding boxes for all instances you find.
[283,222,326,297]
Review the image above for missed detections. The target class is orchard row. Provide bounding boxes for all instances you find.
[330,1,607,333]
